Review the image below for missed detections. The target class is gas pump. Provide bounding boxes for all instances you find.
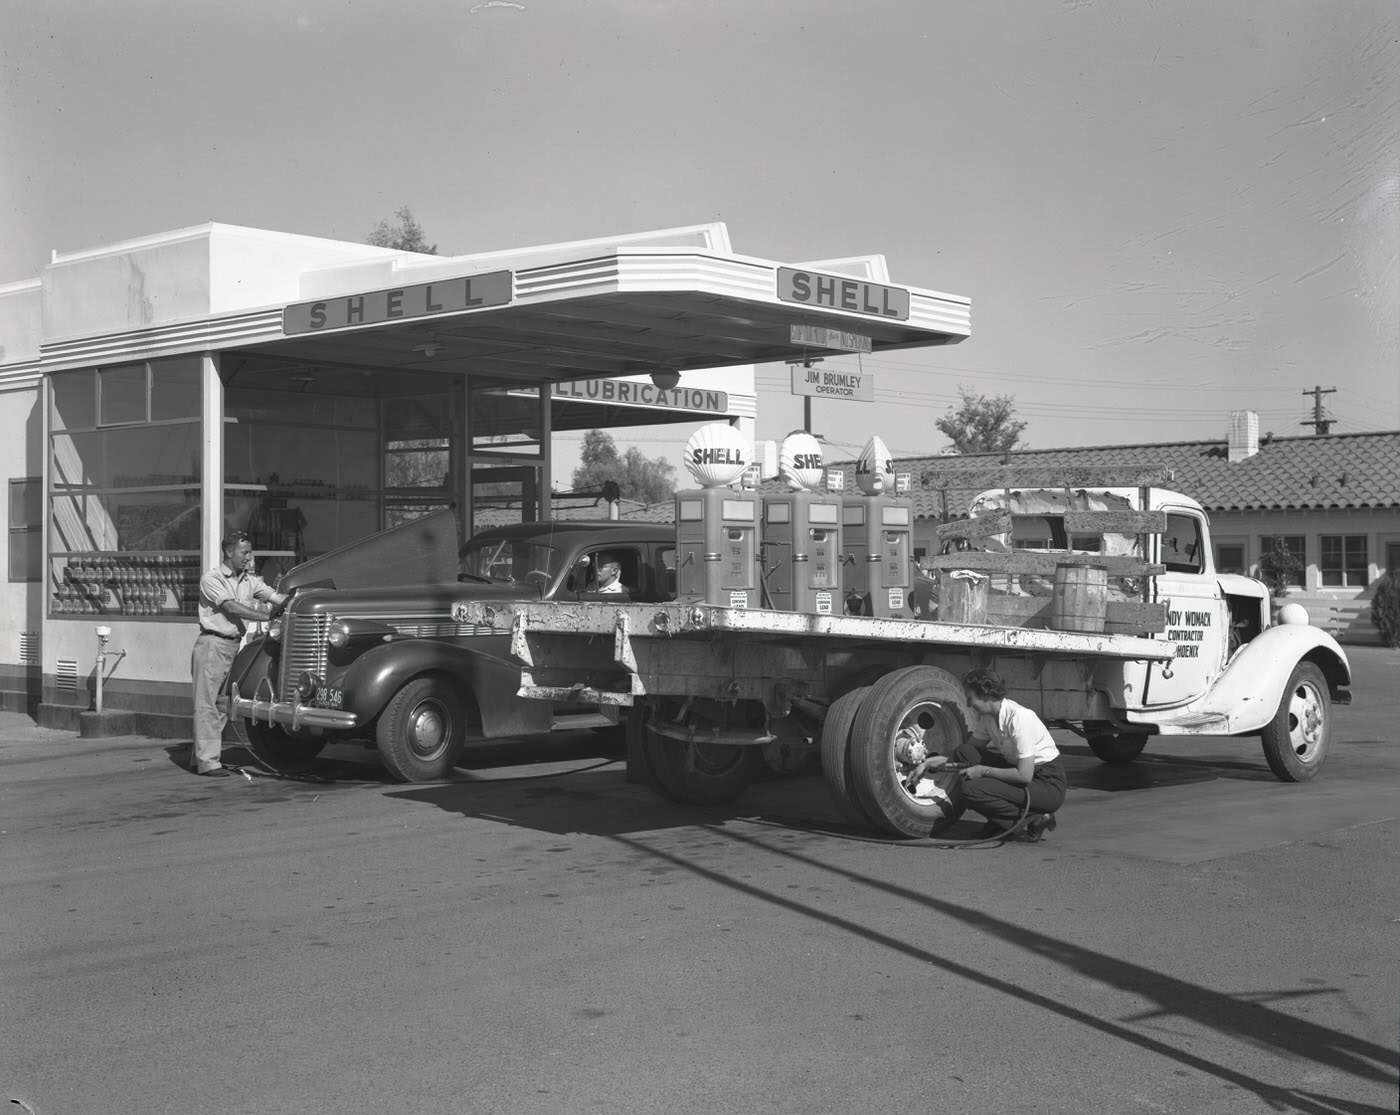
[673,423,761,608]
[842,436,914,617]
[761,432,843,614]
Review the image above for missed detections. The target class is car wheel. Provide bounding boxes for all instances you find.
[375,677,466,783]
[640,700,761,806]
[245,721,327,767]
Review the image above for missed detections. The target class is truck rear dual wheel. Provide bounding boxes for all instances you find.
[375,676,467,783]
[1260,661,1330,782]
[848,665,970,838]
[819,686,879,830]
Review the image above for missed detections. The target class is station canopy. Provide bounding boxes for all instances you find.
[222,235,971,430]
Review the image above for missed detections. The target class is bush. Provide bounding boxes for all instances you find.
[1372,572,1400,648]
[1257,537,1302,598]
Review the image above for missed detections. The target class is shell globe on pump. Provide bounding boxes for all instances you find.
[673,423,762,607]
[762,432,844,613]
[842,435,914,617]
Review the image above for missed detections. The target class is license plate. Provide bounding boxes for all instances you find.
[314,687,344,709]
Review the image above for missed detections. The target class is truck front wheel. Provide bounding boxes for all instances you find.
[1086,730,1148,765]
[375,677,467,783]
[1260,661,1330,782]
[849,665,970,838]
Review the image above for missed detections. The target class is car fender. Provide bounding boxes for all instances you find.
[226,637,275,701]
[1195,623,1352,733]
[339,638,550,737]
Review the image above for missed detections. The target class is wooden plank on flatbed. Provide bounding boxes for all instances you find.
[1104,600,1169,635]
[935,512,1011,542]
[926,551,1164,576]
[1063,509,1168,535]
[981,595,1167,635]
[916,465,1173,491]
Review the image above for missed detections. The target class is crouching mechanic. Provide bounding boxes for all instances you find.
[952,666,1066,841]
[190,531,287,777]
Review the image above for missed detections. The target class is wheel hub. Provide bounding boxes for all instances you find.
[408,701,448,759]
[1289,685,1323,758]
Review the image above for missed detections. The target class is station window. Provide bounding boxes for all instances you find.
[9,478,42,582]
[47,358,203,618]
[222,359,457,583]
[1215,542,1246,575]
[1320,535,1368,587]
[1257,534,1305,586]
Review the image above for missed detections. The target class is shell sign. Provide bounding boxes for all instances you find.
[778,431,825,492]
[854,436,895,495]
[683,423,752,488]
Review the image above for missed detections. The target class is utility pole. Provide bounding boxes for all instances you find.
[789,356,823,437]
[1300,385,1336,435]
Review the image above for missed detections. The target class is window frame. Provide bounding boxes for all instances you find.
[1319,534,1368,588]
[9,477,42,582]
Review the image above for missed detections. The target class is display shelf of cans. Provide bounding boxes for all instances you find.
[52,552,202,617]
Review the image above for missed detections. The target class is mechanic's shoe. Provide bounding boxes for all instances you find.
[194,766,230,778]
[1017,813,1057,842]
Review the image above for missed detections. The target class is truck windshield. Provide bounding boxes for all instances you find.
[459,539,563,585]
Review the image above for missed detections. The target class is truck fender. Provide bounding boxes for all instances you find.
[1196,624,1352,734]
[340,639,551,738]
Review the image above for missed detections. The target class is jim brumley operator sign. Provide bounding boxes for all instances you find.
[790,364,874,402]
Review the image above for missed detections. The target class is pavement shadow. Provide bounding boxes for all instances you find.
[1058,743,1279,792]
[621,825,1397,1115]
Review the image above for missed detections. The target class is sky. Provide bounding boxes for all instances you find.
[2,0,1397,483]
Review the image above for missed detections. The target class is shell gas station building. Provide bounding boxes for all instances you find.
[0,220,970,733]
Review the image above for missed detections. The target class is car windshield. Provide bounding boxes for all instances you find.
[459,538,563,585]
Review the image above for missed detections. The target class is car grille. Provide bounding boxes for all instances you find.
[280,612,330,697]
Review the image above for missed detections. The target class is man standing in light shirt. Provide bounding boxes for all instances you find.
[190,531,287,777]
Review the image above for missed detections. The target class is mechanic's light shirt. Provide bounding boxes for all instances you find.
[979,697,1060,766]
[198,563,277,637]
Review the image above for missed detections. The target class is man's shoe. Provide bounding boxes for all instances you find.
[194,766,230,778]
[1017,813,1057,842]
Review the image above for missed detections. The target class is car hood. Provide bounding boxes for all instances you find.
[277,508,462,593]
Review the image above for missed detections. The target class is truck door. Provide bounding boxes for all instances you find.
[1144,509,1228,707]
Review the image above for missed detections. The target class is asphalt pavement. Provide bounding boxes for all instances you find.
[2,646,1397,1114]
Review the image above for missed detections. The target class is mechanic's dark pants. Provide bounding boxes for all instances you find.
[952,741,1067,827]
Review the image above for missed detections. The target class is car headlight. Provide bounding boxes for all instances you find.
[267,615,284,641]
[327,619,351,648]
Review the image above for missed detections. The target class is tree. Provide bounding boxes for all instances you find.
[367,206,438,254]
[935,386,1027,454]
[570,429,676,505]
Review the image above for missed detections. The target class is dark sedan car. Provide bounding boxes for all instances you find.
[228,511,676,781]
